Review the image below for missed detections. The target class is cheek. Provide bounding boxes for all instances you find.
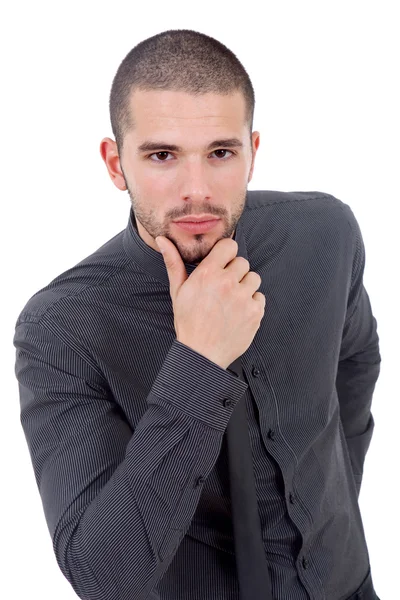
[137,168,176,195]
[216,166,248,191]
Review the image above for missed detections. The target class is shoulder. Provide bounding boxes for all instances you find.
[242,190,358,268]
[14,231,130,329]
[244,187,356,230]
[245,189,353,221]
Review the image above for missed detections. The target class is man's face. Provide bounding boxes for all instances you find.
[100,88,260,265]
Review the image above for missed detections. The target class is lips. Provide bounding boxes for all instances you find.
[174,219,221,233]
[174,215,219,223]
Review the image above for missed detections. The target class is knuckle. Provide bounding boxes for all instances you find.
[248,271,261,288]
[252,271,262,288]
[220,274,235,292]
[238,257,250,270]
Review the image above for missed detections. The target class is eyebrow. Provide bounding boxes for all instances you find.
[137,138,244,153]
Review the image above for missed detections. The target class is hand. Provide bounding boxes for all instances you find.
[156,236,266,369]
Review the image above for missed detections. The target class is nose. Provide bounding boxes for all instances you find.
[179,157,212,203]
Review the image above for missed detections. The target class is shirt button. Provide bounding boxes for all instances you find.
[195,476,205,487]
[223,398,233,408]
[252,366,260,377]
[267,428,276,440]
[289,492,295,504]
[302,557,309,569]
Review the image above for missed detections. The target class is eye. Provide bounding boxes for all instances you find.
[211,149,234,159]
[148,149,234,162]
[149,152,173,162]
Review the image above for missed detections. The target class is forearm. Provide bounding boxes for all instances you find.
[55,409,224,600]
[336,282,381,488]
[15,322,248,600]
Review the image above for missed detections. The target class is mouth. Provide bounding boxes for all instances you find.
[173,215,220,223]
[173,219,221,233]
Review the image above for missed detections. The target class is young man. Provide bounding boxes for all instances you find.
[13,29,381,600]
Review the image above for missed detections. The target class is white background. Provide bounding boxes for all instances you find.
[2,1,398,598]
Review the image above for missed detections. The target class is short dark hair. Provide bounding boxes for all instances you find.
[109,29,255,155]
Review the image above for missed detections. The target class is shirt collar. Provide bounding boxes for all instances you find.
[122,206,249,286]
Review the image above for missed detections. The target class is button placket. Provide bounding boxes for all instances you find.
[302,556,309,569]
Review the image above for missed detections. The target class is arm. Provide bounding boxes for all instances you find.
[335,205,381,495]
[14,320,248,600]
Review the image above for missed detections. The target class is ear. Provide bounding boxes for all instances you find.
[99,137,127,191]
[248,131,260,183]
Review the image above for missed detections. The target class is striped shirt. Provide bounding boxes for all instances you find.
[13,190,381,600]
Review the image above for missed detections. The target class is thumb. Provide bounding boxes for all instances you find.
[155,236,188,301]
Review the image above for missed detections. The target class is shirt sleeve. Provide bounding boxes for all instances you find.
[335,204,381,494]
[13,319,248,600]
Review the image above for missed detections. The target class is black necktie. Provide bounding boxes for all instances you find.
[226,357,273,600]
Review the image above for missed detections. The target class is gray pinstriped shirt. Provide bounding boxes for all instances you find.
[13,190,381,600]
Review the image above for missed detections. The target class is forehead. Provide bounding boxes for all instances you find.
[127,89,247,137]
